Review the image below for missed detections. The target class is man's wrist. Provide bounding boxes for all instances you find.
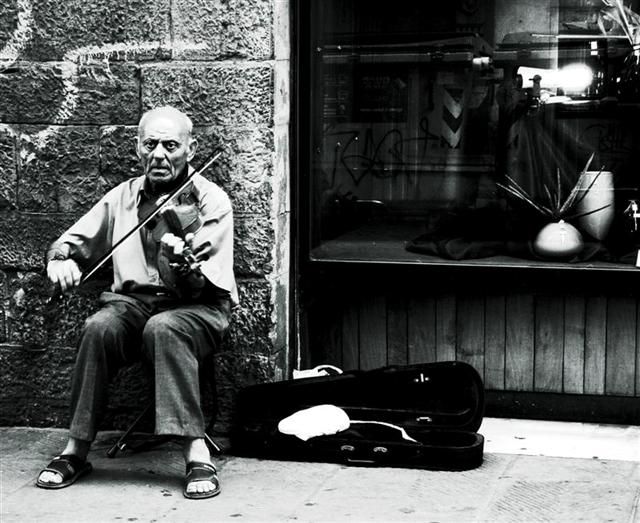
[45,246,70,264]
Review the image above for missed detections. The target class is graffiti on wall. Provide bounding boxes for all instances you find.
[0,0,207,156]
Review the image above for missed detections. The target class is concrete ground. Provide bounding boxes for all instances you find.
[1,419,638,522]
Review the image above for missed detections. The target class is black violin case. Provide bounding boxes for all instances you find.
[231,361,485,470]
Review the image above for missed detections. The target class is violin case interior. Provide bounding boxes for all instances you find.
[231,361,485,470]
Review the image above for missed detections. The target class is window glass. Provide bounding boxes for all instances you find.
[304,0,640,268]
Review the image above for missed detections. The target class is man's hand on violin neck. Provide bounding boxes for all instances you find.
[47,258,82,293]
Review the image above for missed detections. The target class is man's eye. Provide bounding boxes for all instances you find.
[164,142,179,152]
[144,141,158,151]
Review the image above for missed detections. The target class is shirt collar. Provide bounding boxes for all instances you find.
[135,165,198,207]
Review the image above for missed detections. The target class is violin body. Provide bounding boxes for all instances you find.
[150,203,202,242]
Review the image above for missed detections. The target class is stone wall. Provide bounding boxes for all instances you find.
[0,0,290,434]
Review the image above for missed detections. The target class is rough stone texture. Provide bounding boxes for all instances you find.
[19,0,172,61]
[234,215,274,277]
[99,125,141,186]
[0,3,19,53]
[0,0,290,434]
[3,270,101,349]
[17,125,102,212]
[213,349,277,432]
[0,63,139,124]
[141,64,273,126]
[71,64,140,125]
[0,128,17,210]
[195,124,274,216]
[0,213,77,269]
[0,63,66,123]
[0,344,75,426]
[172,0,273,60]
[229,278,273,355]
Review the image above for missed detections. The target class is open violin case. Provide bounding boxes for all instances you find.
[231,361,485,470]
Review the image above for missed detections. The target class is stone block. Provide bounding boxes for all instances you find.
[0,129,17,210]
[99,125,141,187]
[0,63,139,125]
[234,214,274,277]
[3,270,101,349]
[141,64,273,126]
[20,0,171,61]
[274,209,290,276]
[195,124,273,185]
[274,0,290,61]
[0,64,66,123]
[17,125,102,212]
[212,349,277,432]
[0,212,77,269]
[172,0,273,60]
[0,343,76,426]
[194,124,274,216]
[71,64,140,125]
[273,122,290,215]
[228,278,273,354]
[271,274,289,362]
[0,4,19,52]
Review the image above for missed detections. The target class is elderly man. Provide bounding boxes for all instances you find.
[36,106,237,500]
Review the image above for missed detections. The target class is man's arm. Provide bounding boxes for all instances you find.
[45,193,115,294]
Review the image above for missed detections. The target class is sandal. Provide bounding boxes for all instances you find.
[36,454,93,489]
[183,461,220,500]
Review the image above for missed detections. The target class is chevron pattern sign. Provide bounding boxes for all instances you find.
[441,86,465,148]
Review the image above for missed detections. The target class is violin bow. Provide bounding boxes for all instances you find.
[78,150,222,285]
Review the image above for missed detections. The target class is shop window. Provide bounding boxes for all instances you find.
[299,0,640,270]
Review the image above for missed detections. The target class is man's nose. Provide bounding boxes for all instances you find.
[151,143,167,160]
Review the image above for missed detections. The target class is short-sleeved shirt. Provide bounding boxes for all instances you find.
[51,170,238,306]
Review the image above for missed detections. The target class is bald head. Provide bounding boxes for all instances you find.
[138,106,193,139]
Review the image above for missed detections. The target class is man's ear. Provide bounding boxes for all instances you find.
[187,138,198,162]
[135,137,142,159]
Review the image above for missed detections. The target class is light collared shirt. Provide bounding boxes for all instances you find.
[52,170,238,306]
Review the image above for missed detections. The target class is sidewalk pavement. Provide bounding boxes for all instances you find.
[1,419,639,522]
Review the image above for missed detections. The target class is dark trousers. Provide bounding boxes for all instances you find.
[69,291,231,442]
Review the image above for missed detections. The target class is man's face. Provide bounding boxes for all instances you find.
[137,113,196,191]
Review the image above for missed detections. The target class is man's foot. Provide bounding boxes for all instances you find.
[36,437,91,488]
[36,455,92,489]
[183,462,220,499]
[183,437,219,499]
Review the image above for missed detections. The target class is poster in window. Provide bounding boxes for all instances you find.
[354,65,408,123]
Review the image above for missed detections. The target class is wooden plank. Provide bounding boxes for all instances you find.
[387,295,408,366]
[505,293,534,391]
[605,297,636,396]
[298,306,311,370]
[436,294,457,362]
[408,297,436,364]
[456,295,485,378]
[342,300,359,372]
[308,297,343,368]
[485,295,506,390]
[584,297,607,394]
[358,294,387,370]
[563,296,585,394]
[534,295,564,393]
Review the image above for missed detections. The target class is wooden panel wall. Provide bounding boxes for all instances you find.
[306,291,639,397]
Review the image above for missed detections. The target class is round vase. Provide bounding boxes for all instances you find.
[575,170,615,241]
[533,220,583,259]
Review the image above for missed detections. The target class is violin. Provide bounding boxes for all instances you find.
[154,203,209,274]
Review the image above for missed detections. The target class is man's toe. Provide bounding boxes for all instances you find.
[39,471,62,484]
